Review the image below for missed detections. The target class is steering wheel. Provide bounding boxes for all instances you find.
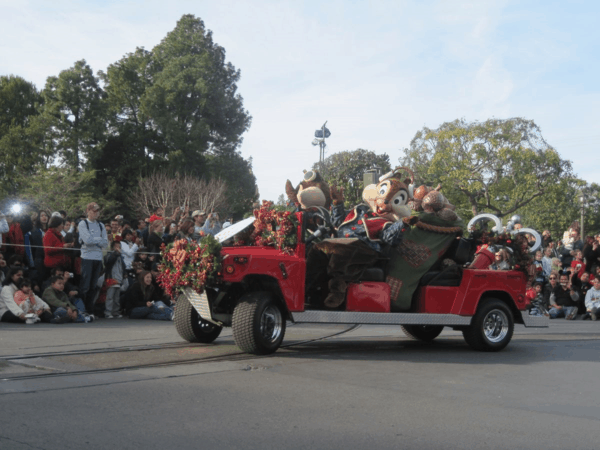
[304,207,335,244]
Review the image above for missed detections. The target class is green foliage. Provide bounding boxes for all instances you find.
[0,76,51,196]
[314,149,391,206]
[400,118,574,221]
[142,15,252,175]
[19,167,112,218]
[206,153,258,218]
[42,60,107,169]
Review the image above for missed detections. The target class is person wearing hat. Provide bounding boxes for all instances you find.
[78,202,108,314]
[192,210,206,236]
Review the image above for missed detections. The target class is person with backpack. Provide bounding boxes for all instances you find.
[78,202,108,314]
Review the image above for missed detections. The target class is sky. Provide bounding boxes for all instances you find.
[1,0,599,203]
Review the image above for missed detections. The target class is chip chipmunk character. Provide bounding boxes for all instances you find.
[306,167,414,308]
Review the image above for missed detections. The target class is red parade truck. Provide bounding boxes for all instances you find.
[174,210,548,355]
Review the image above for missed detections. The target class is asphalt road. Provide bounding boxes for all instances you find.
[1,320,600,450]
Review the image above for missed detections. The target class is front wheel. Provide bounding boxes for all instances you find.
[174,295,223,343]
[232,292,286,355]
[462,299,514,352]
[401,325,444,342]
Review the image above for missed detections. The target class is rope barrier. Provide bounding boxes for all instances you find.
[0,242,163,256]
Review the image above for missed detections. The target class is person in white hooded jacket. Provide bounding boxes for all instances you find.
[584,277,600,320]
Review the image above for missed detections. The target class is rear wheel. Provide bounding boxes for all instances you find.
[174,295,222,343]
[232,292,286,355]
[462,299,514,352]
[401,325,444,342]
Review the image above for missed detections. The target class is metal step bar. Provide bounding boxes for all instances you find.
[291,311,472,326]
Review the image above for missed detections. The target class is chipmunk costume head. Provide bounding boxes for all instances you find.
[285,170,332,210]
[362,166,414,222]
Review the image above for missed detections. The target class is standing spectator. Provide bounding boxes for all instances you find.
[532,250,545,285]
[146,219,165,256]
[43,216,73,271]
[548,273,579,319]
[0,212,8,255]
[584,277,600,320]
[192,210,206,236]
[104,240,126,318]
[541,230,553,249]
[162,221,178,245]
[137,218,149,246]
[177,218,196,243]
[542,247,554,279]
[201,212,222,236]
[569,250,586,282]
[583,237,600,273]
[120,229,139,271]
[560,229,583,270]
[78,202,108,314]
[0,267,25,322]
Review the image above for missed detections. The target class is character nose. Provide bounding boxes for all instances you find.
[384,200,389,205]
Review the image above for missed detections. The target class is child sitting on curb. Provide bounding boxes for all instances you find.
[13,278,53,323]
[42,275,93,323]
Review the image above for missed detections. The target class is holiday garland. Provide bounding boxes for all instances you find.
[239,200,299,255]
[157,235,222,297]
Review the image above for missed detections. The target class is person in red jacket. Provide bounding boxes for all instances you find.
[43,216,74,270]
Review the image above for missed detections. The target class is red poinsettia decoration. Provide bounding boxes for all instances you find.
[157,235,222,298]
[249,201,299,255]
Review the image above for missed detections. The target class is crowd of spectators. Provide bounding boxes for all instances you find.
[485,224,600,321]
[0,202,233,325]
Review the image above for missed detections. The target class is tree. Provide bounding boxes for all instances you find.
[20,167,102,218]
[42,60,107,169]
[400,118,574,220]
[130,172,228,220]
[314,149,391,206]
[142,15,252,174]
[0,75,51,196]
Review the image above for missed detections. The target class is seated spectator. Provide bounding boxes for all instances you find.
[43,216,73,271]
[584,277,600,320]
[13,278,53,323]
[42,275,91,323]
[151,262,172,307]
[123,271,173,321]
[548,273,579,320]
[489,249,510,270]
[201,212,222,236]
[527,282,549,317]
[573,272,592,319]
[0,267,26,322]
[104,240,126,319]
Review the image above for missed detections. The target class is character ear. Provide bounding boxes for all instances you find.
[285,180,299,206]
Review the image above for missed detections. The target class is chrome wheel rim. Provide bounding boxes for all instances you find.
[260,304,283,344]
[483,309,509,343]
[198,319,216,334]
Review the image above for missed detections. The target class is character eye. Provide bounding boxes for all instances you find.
[392,190,407,205]
[378,183,389,196]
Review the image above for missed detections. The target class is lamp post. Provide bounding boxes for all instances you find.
[579,191,586,240]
